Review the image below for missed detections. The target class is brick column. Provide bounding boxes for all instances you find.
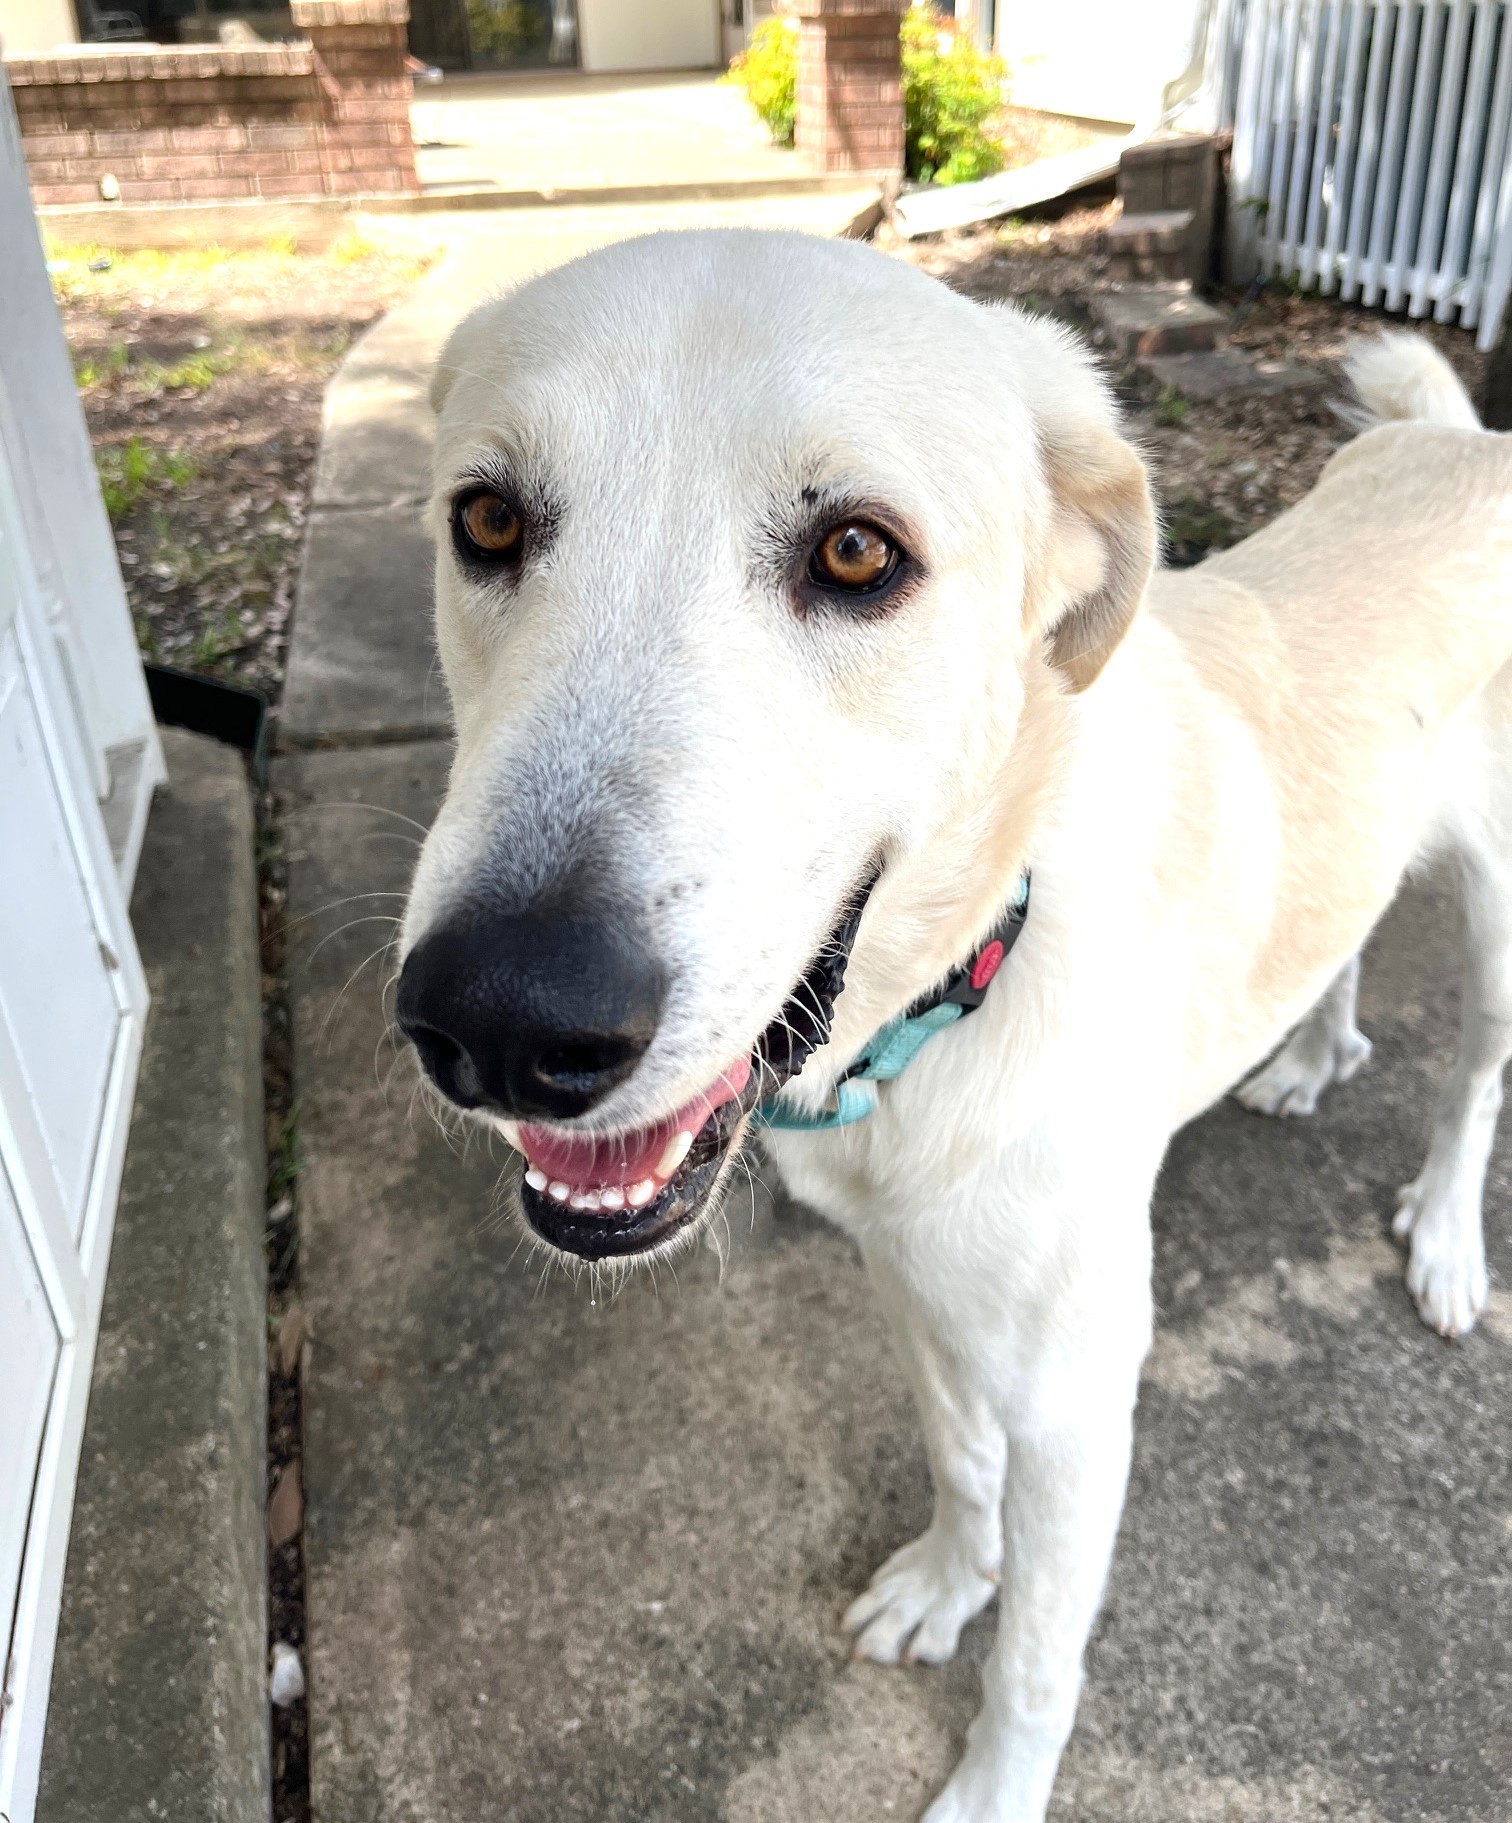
[290,0,419,194]
[781,0,906,179]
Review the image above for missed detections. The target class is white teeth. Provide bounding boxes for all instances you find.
[627,1178,656,1209]
[525,1167,547,1191]
[569,1192,591,1210]
[600,1186,625,1211]
[583,1190,603,1211]
[548,1181,570,1203]
[656,1129,694,1179]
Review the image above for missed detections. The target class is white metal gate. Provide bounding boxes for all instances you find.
[1224,0,1512,349]
[0,75,162,1823]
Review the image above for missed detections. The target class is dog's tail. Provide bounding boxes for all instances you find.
[1342,330,1481,431]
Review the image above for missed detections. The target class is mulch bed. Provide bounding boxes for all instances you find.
[54,234,431,702]
[891,197,1490,562]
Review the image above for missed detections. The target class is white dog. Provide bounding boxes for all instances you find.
[396,231,1512,1821]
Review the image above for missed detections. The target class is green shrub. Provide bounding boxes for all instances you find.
[722,16,797,148]
[466,0,547,61]
[901,8,1008,186]
[724,8,1008,187]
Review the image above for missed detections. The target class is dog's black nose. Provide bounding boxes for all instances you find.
[396,907,666,1120]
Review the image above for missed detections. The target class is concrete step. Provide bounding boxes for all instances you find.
[1090,283,1227,360]
[38,728,269,1823]
[1102,208,1194,256]
[1104,209,1195,284]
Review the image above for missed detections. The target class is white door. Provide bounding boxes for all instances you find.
[577,0,721,72]
[0,73,160,1823]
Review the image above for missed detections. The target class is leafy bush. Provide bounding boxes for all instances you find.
[900,8,1008,186]
[724,8,1008,187]
[466,0,548,61]
[722,16,797,148]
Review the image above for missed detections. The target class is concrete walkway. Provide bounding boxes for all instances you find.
[411,72,819,200]
[279,208,1512,1821]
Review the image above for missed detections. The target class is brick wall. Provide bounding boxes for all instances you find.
[6,0,417,209]
[785,0,905,177]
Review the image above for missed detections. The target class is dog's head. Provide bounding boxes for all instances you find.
[397,230,1153,1259]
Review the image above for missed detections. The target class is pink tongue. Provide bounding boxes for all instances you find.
[519,1055,752,1190]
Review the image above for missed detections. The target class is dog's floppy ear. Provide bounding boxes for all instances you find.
[1007,311,1157,693]
[430,295,510,415]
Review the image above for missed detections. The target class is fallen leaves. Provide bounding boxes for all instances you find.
[268,1458,304,1550]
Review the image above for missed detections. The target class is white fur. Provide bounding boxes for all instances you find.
[1343,327,1482,430]
[406,235,1512,1822]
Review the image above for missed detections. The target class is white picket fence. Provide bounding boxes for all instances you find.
[1219,0,1512,349]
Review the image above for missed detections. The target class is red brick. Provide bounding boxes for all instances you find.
[346,140,400,169]
[253,173,324,196]
[230,148,292,175]
[169,123,249,150]
[85,126,164,153]
[31,180,103,203]
[246,122,319,149]
[115,177,186,201]
[20,130,92,157]
[334,94,408,122]
[323,166,400,191]
[321,119,393,145]
[24,157,72,183]
[138,152,219,178]
[178,173,255,197]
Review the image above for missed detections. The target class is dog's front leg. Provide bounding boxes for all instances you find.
[845,1251,1007,1665]
[922,1217,1151,1823]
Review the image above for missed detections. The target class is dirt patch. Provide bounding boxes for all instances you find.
[52,232,434,705]
[890,199,1490,563]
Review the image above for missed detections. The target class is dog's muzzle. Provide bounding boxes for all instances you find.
[398,878,874,1259]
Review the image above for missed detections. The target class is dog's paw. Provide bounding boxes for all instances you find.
[843,1526,998,1667]
[1236,1026,1371,1118]
[1394,1179,1489,1337]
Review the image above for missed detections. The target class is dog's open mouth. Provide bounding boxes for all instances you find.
[517,885,872,1259]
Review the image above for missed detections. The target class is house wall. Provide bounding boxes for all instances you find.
[995,0,1205,127]
[577,0,720,72]
[0,0,78,59]
[6,0,418,208]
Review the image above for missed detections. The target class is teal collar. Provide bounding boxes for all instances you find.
[755,874,1031,1132]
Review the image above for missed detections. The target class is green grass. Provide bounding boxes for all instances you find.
[267,1103,301,1206]
[96,437,195,521]
[1154,384,1190,427]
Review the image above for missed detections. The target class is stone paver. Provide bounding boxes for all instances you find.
[281,741,1512,1823]
[39,729,267,1823]
[1090,284,1227,359]
[1143,347,1329,400]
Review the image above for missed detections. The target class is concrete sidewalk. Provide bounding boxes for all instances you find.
[410,72,821,201]
[280,204,1512,1822]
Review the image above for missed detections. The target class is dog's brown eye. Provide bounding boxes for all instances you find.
[810,521,898,592]
[454,489,523,562]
